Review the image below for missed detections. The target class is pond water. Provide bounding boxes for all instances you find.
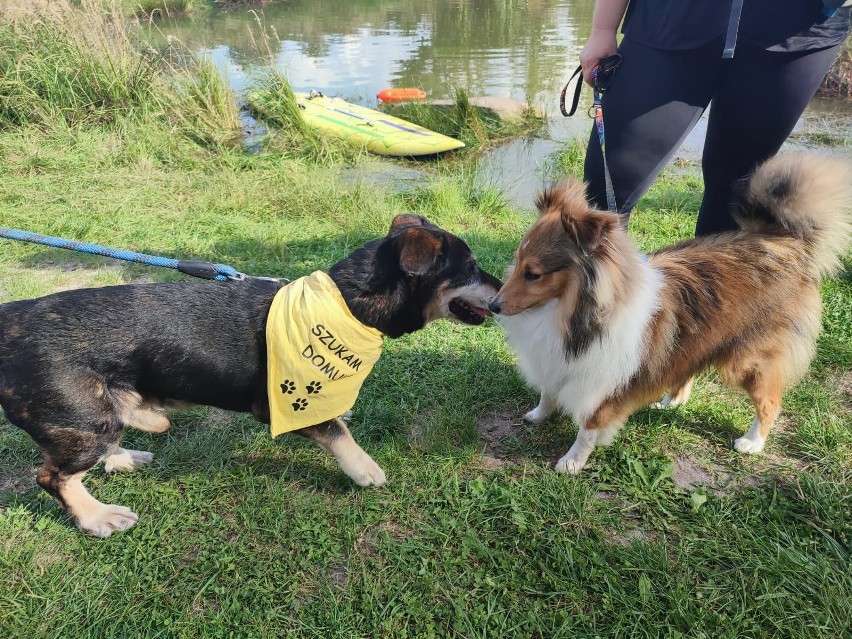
[156,0,851,208]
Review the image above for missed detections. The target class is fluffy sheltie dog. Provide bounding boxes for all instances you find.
[489,154,851,474]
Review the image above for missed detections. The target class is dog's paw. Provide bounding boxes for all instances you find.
[651,380,693,409]
[341,452,387,488]
[734,435,765,455]
[104,449,154,473]
[77,504,139,538]
[650,393,689,409]
[554,454,586,475]
[650,394,674,409]
[523,406,550,424]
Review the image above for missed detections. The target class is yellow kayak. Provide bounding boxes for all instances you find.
[294,92,465,156]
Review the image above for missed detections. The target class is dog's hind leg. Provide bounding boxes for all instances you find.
[651,376,694,409]
[35,427,139,537]
[733,368,783,455]
[296,418,387,487]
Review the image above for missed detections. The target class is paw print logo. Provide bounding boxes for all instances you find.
[280,380,296,395]
[292,398,308,412]
[306,381,323,395]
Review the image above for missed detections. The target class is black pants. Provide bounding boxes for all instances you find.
[583,37,843,236]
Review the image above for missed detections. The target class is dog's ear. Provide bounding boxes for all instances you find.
[389,214,432,232]
[395,227,445,276]
[535,179,589,218]
[561,209,616,253]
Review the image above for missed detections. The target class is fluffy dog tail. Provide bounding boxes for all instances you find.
[737,153,852,279]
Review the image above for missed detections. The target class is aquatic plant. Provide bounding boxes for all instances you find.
[245,72,365,163]
[387,88,545,155]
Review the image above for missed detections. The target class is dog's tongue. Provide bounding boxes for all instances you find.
[471,305,492,318]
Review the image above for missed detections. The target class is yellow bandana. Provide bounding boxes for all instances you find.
[266,271,384,436]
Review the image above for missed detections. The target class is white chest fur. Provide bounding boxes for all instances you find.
[498,262,663,424]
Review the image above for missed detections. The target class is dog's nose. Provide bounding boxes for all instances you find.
[488,299,502,314]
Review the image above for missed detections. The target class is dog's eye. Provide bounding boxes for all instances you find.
[524,270,541,282]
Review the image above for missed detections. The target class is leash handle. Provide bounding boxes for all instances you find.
[559,65,584,117]
[559,54,622,118]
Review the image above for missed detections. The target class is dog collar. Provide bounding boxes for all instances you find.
[266,271,384,436]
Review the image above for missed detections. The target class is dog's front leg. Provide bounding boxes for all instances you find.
[297,418,387,487]
[555,402,630,474]
[523,392,557,424]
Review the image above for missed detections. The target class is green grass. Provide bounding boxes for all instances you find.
[0,5,851,639]
[246,72,366,164]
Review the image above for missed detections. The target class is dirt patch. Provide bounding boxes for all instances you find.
[408,417,428,445]
[831,369,852,413]
[477,410,524,461]
[671,455,764,496]
[0,469,38,502]
[328,562,348,588]
[0,446,40,503]
[671,456,728,493]
[479,455,513,469]
[761,452,808,473]
[604,527,659,547]
[374,520,415,541]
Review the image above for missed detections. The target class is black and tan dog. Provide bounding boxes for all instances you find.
[0,215,501,537]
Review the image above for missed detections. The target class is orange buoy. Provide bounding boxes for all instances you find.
[376,87,427,103]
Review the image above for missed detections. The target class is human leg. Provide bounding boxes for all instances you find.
[583,38,720,220]
[696,43,844,236]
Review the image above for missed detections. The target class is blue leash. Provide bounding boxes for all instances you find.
[0,227,282,283]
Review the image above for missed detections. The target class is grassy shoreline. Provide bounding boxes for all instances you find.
[819,37,852,99]
[0,3,850,638]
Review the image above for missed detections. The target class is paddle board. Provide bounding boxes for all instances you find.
[294,92,465,156]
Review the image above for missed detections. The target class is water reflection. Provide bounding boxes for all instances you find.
[156,0,849,208]
[156,0,595,106]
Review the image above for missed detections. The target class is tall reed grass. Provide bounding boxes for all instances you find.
[387,88,545,153]
[0,0,240,147]
[123,0,201,19]
[246,71,365,163]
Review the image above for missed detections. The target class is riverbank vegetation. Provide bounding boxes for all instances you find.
[819,37,852,99]
[1,2,850,638]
